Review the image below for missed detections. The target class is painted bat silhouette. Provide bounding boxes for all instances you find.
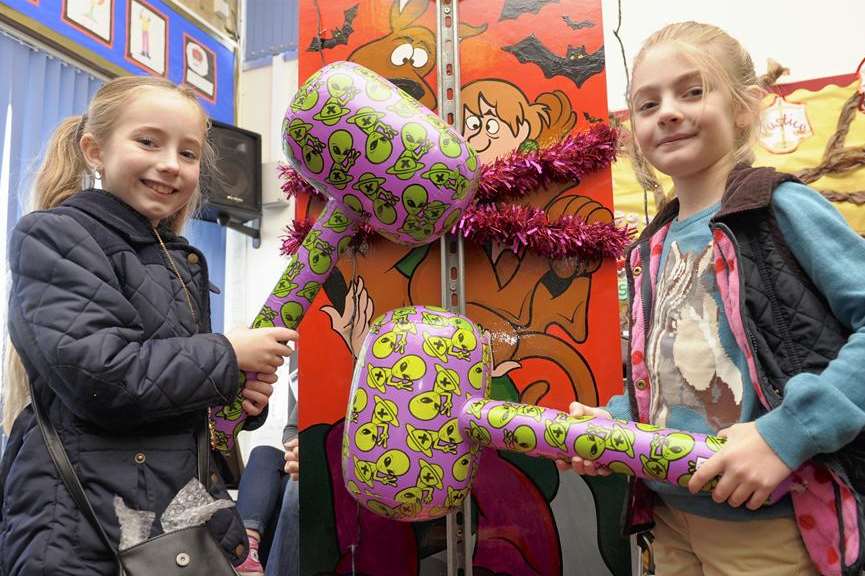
[583,111,603,123]
[503,35,605,89]
[499,0,560,21]
[308,4,359,52]
[562,16,594,30]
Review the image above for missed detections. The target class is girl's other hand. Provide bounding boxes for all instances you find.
[240,373,277,416]
[555,402,613,477]
[226,327,297,374]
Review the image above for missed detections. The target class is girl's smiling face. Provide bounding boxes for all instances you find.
[630,43,738,181]
[81,86,206,225]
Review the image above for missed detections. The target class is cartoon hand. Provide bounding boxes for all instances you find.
[687,421,792,510]
[284,438,299,480]
[321,276,374,358]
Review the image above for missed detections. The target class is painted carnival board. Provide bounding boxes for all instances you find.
[296,1,630,574]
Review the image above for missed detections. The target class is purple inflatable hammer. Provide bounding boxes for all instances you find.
[210,62,480,453]
[341,306,791,521]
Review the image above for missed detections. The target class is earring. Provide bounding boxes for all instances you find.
[92,167,103,189]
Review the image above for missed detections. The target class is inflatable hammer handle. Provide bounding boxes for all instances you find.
[461,399,791,504]
[210,201,356,454]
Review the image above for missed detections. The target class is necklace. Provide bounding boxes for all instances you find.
[153,225,218,449]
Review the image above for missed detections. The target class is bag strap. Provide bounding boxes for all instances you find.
[28,381,120,562]
[28,381,211,564]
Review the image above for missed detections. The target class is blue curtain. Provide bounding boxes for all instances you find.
[0,29,103,229]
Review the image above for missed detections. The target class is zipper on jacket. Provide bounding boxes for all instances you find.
[710,222,782,409]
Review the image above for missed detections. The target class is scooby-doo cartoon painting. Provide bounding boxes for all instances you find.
[295,1,629,574]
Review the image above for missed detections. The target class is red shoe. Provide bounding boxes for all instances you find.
[236,534,264,576]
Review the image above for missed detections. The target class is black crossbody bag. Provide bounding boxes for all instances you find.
[29,384,238,576]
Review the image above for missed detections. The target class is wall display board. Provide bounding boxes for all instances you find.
[1,0,234,121]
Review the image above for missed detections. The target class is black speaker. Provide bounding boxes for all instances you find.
[198,119,262,224]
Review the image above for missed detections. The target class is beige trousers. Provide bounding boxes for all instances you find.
[652,503,819,576]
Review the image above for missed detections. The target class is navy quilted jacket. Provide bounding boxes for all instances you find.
[1,189,248,575]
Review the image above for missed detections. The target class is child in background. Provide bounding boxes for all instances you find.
[1,76,295,575]
[561,22,865,576]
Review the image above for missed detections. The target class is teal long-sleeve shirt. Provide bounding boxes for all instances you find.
[607,181,865,516]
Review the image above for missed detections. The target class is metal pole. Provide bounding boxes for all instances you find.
[436,0,472,574]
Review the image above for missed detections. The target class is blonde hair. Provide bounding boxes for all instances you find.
[630,21,764,166]
[3,75,214,433]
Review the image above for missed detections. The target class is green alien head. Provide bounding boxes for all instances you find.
[279,301,304,329]
[468,420,492,446]
[372,330,400,359]
[400,185,447,242]
[452,453,473,482]
[366,124,397,165]
[409,391,443,421]
[438,127,462,158]
[390,354,427,390]
[372,395,400,426]
[640,455,669,481]
[376,449,411,479]
[355,422,384,452]
[300,136,325,174]
[328,129,356,164]
[573,429,607,461]
[468,361,485,390]
[417,459,444,490]
[437,418,462,445]
[406,424,435,458]
[400,122,429,151]
[350,387,368,422]
[252,306,277,329]
[449,328,477,360]
[487,403,518,429]
[656,432,696,462]
[305,238,334,275]
[433,364,462,394]
[543,419,569,452]
[505,425,537,452]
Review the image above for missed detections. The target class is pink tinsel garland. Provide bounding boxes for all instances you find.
[281,204,632,261]
[279,123,632,260]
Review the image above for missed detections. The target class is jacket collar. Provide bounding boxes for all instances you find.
[61,189,179,244]
[634,165,800,244]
